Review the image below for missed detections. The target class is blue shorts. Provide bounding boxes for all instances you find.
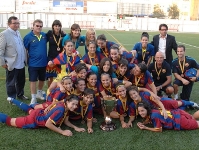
[28,67,46,82]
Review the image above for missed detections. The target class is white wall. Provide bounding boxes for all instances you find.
[0,13,199,32]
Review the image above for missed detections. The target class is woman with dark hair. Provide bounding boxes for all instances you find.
[110,44,135,70]
[137,101,199,132]
[96,34,126,57]
[85,57,118,83]
[1,95,85,136]
[62,23,85,53]
[46,20,66,87]
[132,32,155,66]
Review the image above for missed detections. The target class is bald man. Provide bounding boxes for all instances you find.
[148,52,174,97]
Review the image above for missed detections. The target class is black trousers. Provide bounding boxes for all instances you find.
[6,67,26,98]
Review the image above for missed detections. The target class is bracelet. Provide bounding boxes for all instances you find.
[160,85,162,89]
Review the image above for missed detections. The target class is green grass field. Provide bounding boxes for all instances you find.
[0,29,199,150]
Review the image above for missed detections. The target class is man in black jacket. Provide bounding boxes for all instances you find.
[151,24,177,67]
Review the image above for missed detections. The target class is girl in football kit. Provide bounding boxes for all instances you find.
[110,83,136,128]
[137,102,199,132]
[47,40,81,94]
[1,95,85,136]
[82,40,105,66]
[69,88,95,134]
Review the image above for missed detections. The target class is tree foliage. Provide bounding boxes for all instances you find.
[168,3,179,19]
[152,4,165,18]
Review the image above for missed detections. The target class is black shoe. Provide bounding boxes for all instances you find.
[18,95,29,100]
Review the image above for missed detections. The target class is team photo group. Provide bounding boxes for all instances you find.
[1,16,199,136]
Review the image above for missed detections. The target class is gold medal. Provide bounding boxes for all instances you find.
[179,57,185,76]
[142,48,146,61]
[53,34,61,50]
[155,62,162,81]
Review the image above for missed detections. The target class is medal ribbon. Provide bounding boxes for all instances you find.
[119,96,127,112]
[88,52,96,65]
[142,48,146,61]
[178,57,185,74]
[80,101,88,120]
[155,62,162,79]
[53,34,61,48]
[135,75,143,86]
[67,55,76,73]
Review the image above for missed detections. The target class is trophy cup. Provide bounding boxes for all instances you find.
[100,96,117,131]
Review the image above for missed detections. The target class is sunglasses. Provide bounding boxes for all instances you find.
[35,25,43,28]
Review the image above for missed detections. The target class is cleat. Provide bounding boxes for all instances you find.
[30,98,37,105]
[7,97,13,104]
[192,102,199,110]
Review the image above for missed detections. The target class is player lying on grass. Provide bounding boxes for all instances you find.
[0,95,85,136]
[137,101,199,132]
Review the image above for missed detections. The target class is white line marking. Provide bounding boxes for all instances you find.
[177,41,199,49]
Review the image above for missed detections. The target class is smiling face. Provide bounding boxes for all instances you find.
[118,65,127,76]
[97,39,106,49]
[117,86,126,98]
[141,36,148,48]
[103,61,111,72]
[138,106,148,118]
[62,78,73,92]
[33,22,43,34]
[89,32,95,41]
[66,99,78,111]
[128,89,140,101]
[77,69,87,79]
[177,47,185,59]
[101,74,111,87]
[155,52,164,65]
[133,65,141,76]
[76,80,86,92]
[72,28,81,38]
[64,41,74,55]
[83,94,94,105]
[110,48,120,61]
[53,24,61,33]
[87,74,97,87]
[88,43,96,54]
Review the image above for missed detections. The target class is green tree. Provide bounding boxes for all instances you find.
[168,3,179,19]
[152,4,165,18]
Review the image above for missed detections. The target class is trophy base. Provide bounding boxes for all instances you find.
[100,121,116,131]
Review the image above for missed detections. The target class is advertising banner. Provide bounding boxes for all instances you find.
[17,0,49,12]
[52,0,84,13]
[0,0,15,12]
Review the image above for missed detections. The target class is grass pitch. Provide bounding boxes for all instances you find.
[0,29,199,150]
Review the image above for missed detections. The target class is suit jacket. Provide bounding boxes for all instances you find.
[0,29,27,71]
[151,34,177,66]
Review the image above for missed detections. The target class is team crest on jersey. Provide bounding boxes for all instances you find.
[162,69,166,73]
[185,63,189,67]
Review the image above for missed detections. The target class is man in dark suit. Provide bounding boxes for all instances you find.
[151,24,177,66]
[0,16,28,100]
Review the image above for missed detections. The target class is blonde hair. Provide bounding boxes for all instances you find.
[86,28,96,47]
